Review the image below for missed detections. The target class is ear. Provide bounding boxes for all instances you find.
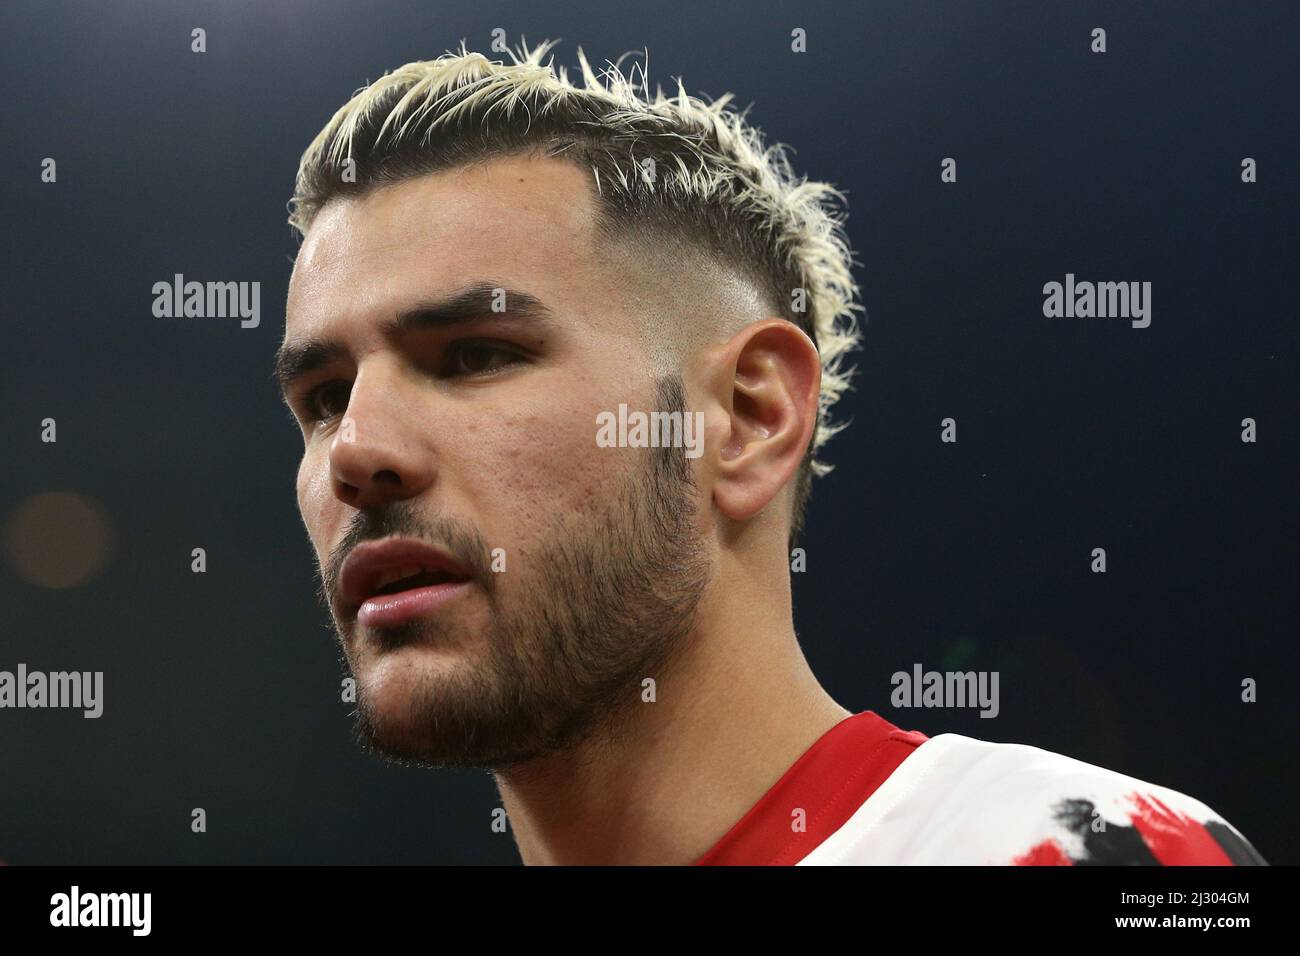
[707,318,821,523]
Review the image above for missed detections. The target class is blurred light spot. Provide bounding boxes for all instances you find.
[4,491,113,588]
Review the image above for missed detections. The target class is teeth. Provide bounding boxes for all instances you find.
[373,565,424,591]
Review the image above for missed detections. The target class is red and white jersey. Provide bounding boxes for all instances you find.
[693,710,1265,866]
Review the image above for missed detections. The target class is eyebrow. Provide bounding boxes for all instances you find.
[273,283,554,397]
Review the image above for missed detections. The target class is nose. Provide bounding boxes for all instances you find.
[327,365,435,510]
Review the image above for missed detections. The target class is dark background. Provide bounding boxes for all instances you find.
[1,0,1295,864]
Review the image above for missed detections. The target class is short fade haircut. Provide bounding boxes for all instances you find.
[288,39,863,545]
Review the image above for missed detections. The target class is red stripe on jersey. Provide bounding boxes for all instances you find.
[1126,792,1235,866]
[1014,839,1074,866]
[693,710,928,866]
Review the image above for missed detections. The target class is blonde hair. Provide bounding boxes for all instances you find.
[289,38,864,538]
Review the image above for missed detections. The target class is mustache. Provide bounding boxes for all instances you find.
[314,500,495,615]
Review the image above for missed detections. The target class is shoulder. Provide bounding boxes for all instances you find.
[798,731,1267,865]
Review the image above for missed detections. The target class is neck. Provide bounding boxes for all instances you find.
[492,587,851,865]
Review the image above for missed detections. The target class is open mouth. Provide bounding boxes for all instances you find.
[339,537,476,629]
[369,566,465,598]
[356,570,472,630]
[338,535,475,624]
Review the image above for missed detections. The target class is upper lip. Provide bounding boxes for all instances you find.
[337,537,473,615]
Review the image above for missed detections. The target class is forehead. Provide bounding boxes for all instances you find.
[286,153,610,335]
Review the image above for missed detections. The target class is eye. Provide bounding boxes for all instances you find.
[303,380,351,423]
[448,341,525,377]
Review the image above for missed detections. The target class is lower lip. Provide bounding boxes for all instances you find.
[357,581,472,629]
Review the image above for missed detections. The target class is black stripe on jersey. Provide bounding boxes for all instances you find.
[1052,798,1161,866]
[1203,821,1268,866]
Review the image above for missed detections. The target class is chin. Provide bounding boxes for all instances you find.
[359,644,463,704]
[353,696,518,770]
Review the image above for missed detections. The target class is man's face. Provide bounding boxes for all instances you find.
[282,154,709,768]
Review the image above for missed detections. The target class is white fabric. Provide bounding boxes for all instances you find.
[796,733,1245,865]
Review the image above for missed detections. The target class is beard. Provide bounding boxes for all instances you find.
[316,375,711,771]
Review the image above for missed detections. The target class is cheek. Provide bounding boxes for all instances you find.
[296,450,337,555]
[462,400,624,538]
